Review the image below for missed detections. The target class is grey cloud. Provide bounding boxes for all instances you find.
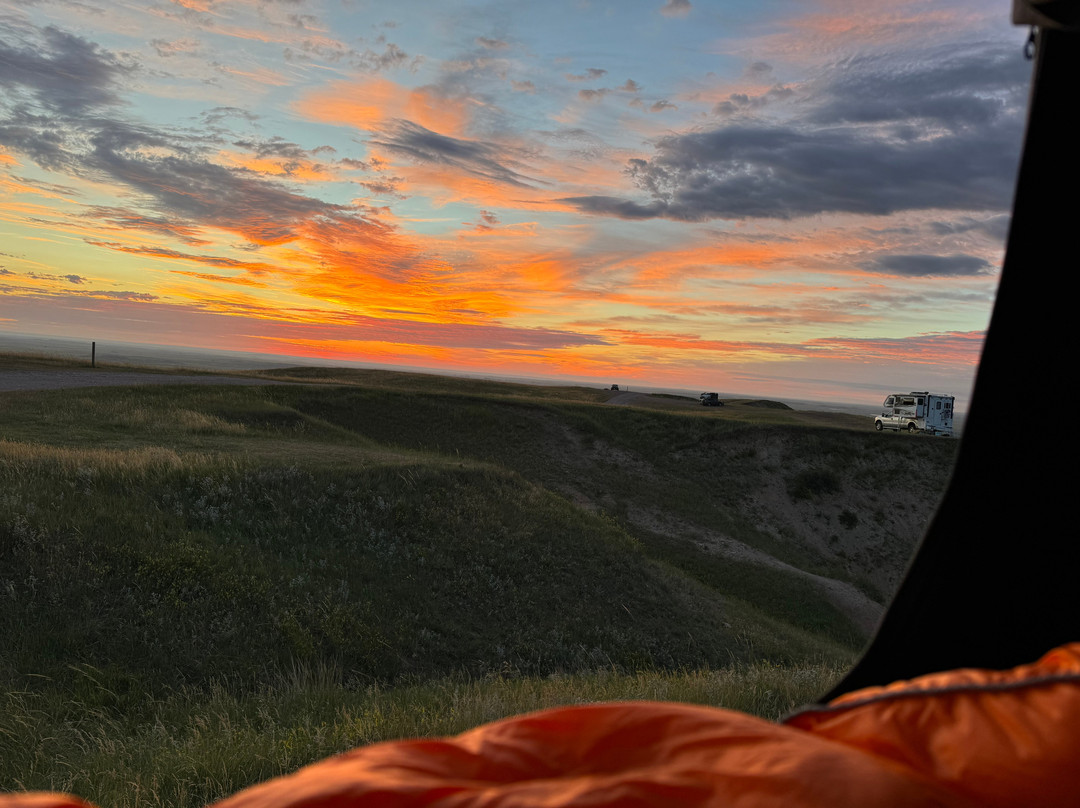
[477,37,509,50]
[200,107,259,127]
[865,254,994,277]
[747,61,772,76]
[578,88,609,102]
[64,274,86,284]
[286,14,319,30]
[0,32,386,250]
[51,119,375,245]
[442,55,511,78]
[371,120,534,188]
[0,26,130,114]
[340,157,372,170]
[929,214,1011,241]
[151,38,200,58]
[808,44,1029,130]
[287,38,412,73]
[84,207,212,245]
[562,195,663,220]
[357,41,410,71]
[511,80,536,93]
[0,113,81,173]
[540,127,610,161]
[359,177,406,197]
[649,100,676,112]
[84,240,277,272]
[91,147,345,242]
[12,174,79,198]
[563,42,1026,222]
[87,290,158,301]
[565,121,1018,221]
[713,84,794,116]
[27,271,74,283]
[660,0,691,17]
[231,136,335,169]
[566,68,607,82]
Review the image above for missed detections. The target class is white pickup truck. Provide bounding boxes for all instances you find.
[874,392,954,436]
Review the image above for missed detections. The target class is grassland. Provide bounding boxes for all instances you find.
[0,356,958,806]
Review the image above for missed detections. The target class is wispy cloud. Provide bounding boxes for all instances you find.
[0,1,1016,404]
[863,253,994,277]
[660,0,692,18]
[564,39,1025,222]
[371,121,536,188]
[0,26,131,114]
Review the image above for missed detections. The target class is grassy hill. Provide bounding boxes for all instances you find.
[0,358,958,805]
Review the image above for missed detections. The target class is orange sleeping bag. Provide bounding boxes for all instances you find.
[5,643,1079,808]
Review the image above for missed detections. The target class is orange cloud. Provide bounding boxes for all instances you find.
[0,177,79,205]
[85,241,279,275]
[217,152,337,183]
[602,328,787,360]
[298,79,471,138]
[217,64,291,87]
[802,330,985,366]
[392,164,560,211]
[750,0,968,60]
[592,327,986,373]
[169,271,269,287]
[169,0,213,11]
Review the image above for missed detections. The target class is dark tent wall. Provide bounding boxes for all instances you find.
[824,14,1080,700]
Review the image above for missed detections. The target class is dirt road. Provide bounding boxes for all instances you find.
[606,391,648,406]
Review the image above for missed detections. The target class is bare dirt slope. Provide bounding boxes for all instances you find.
[529,405,953,637]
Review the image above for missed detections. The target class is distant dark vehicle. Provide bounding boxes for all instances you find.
[700,392,723,407]
[610,384,620,391]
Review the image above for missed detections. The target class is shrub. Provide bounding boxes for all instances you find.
[786,469,841,500]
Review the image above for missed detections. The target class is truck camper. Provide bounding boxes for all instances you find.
[874,391,954,436]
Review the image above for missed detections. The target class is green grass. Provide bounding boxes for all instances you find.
[0,357,959,805]
[1,660,842,808]
[2,443,785,692]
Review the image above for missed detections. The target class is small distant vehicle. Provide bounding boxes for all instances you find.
[610,384,620,391]
[874,391,954,436]
[700,392,723,407]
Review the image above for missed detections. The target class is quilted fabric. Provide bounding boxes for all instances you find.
[3,644,1077,808]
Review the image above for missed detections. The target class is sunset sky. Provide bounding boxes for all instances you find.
[0,0,1030,405]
